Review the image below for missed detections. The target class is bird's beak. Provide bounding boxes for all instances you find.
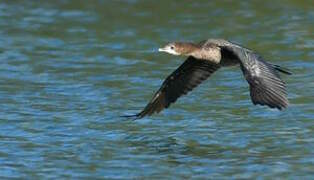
[158,47,167,52]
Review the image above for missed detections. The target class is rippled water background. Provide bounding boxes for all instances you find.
[0,0,313,179]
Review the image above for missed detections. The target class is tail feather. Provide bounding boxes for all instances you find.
[272,64,292,75]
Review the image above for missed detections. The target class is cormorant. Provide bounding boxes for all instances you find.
[125,39,291,119]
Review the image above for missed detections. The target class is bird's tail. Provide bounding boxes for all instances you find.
[272,64,292,75]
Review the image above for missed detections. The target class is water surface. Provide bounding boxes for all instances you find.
[0,0,313,179]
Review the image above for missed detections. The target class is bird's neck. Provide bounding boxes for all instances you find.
[177,42,221,62]
[179,43,200,56]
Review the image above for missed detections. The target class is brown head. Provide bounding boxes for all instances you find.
[158,42,198,56]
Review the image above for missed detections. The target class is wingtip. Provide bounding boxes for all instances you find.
[120,113,143,120]
[254,102,289,111]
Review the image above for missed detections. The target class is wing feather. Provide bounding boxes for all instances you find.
[221,45,289,110]
[126,56,220,119]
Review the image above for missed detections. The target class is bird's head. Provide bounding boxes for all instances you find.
[158,42,197,56]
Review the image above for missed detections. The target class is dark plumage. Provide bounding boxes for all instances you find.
[124,39,291,119]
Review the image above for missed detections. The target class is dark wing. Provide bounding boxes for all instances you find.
[125,56,220,119]
[220,45,289,110]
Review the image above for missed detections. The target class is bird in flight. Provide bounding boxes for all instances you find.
[124,39,291,119]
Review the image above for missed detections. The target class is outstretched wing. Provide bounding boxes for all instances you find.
[126,56,220,119]
[220,45,289,110]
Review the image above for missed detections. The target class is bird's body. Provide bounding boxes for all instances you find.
[125,39,291,119]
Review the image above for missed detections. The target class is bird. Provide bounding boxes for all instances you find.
[124,39,291,119]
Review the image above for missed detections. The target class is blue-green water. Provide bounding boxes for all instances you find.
[0,0,313,179]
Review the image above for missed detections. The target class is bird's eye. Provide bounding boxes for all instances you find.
[170,46,174,50]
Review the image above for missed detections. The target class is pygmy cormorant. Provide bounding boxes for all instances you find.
[125,39,291,119]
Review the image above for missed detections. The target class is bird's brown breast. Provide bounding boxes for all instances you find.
[190,48,221,64]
